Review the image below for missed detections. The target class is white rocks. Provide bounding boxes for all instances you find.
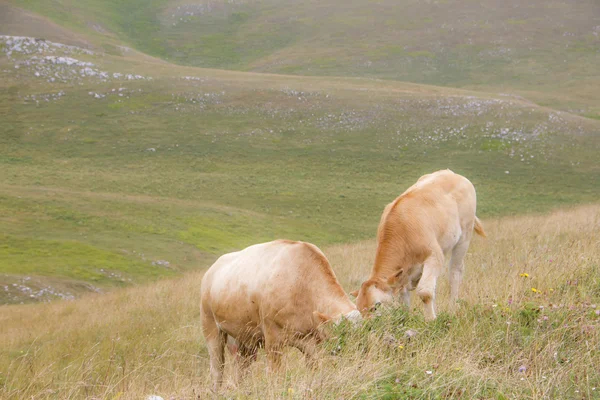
[3,278,75,303]
[415,96,503,118]
[1,35,94,57]
[43,56,94,67]
[152,260,171,268]
[1,35,152,83]
[125,73,150,80]
[23,91,65,104]
[182,76,205,81]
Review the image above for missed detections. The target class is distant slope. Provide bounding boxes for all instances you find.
[1,29,599,303]
[8,0,600,115]
[0,3,93,49]
[1,0,599,303]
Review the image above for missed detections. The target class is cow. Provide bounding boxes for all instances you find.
[351,169,486,321]
[200,239,361,392]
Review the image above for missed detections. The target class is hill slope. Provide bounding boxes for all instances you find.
[1,29,599,302]
[2,206,599,399]
[8,0,600,115]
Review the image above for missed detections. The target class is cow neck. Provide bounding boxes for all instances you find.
[313,280,355,316]
[370,237,410,280]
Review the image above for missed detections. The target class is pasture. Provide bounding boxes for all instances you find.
[2,206,599,398]
[1,31,599,303]
[8,0,600,116]
[1,1,600,398]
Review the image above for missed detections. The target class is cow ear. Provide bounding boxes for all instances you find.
[313,311,331,325]
[349,290,359,298]
[387,269,403,286]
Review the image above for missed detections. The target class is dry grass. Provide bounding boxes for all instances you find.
[1,205,599,399]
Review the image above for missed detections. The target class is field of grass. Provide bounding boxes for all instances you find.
[1,28,599,303]
[1,205,599,399]
[1,1,599,398]
[7,0,600,116]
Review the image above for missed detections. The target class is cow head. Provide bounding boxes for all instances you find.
[313,309,362,327]
[351,271,405,315]
[312,309,362,340]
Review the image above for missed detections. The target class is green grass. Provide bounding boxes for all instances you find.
[1,3,599,397]
[1,3,599,303]
[9,0,600,115]
[2,206,599,398]
[1,36,599,301]
[0,234,172,283]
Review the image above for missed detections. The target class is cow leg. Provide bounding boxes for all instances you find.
[226,335,239,359]
[202,311,227,392]
[239,343,258,371]
[449,235,472,308]
[416,249,444,321]
[401,287,411,308]
[402,269,423,308]
[292,338,318,368]
[233,342,257,383]
[264,320,283,371]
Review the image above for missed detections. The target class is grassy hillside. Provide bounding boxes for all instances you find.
[1,3,599,397]
[1,31,599,303]
[8,0,600,115]
[2,206,599,399]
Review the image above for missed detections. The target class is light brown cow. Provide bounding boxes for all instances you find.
[200,239,360,391]
[351,169,486,320]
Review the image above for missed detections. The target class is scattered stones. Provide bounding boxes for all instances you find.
[23,91,65,104]
[152,260,171,268]
[312,110,380,132]
[1,35,152,84]
[1,35,94,57]
[169,91,224,111]
[414,96,503,117]
[3,276,75,303]
[98,269,131,282]
[182,76,205,82]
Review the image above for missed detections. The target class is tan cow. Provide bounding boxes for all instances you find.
[351,169,486,320]
[200,239,360,391]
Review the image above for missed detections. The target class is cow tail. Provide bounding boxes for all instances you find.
[474,216,487,238]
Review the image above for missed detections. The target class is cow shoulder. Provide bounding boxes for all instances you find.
[296,241,347,297]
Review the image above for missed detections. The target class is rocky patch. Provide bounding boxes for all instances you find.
[1,35,152,83]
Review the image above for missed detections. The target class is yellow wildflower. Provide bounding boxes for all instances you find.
[519,273,529,278]
[288,388,294,396]
[531,287,539,293]
[398,344,404,350]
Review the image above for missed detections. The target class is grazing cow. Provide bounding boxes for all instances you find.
[200,239,360,391]
[351,169,486,320]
